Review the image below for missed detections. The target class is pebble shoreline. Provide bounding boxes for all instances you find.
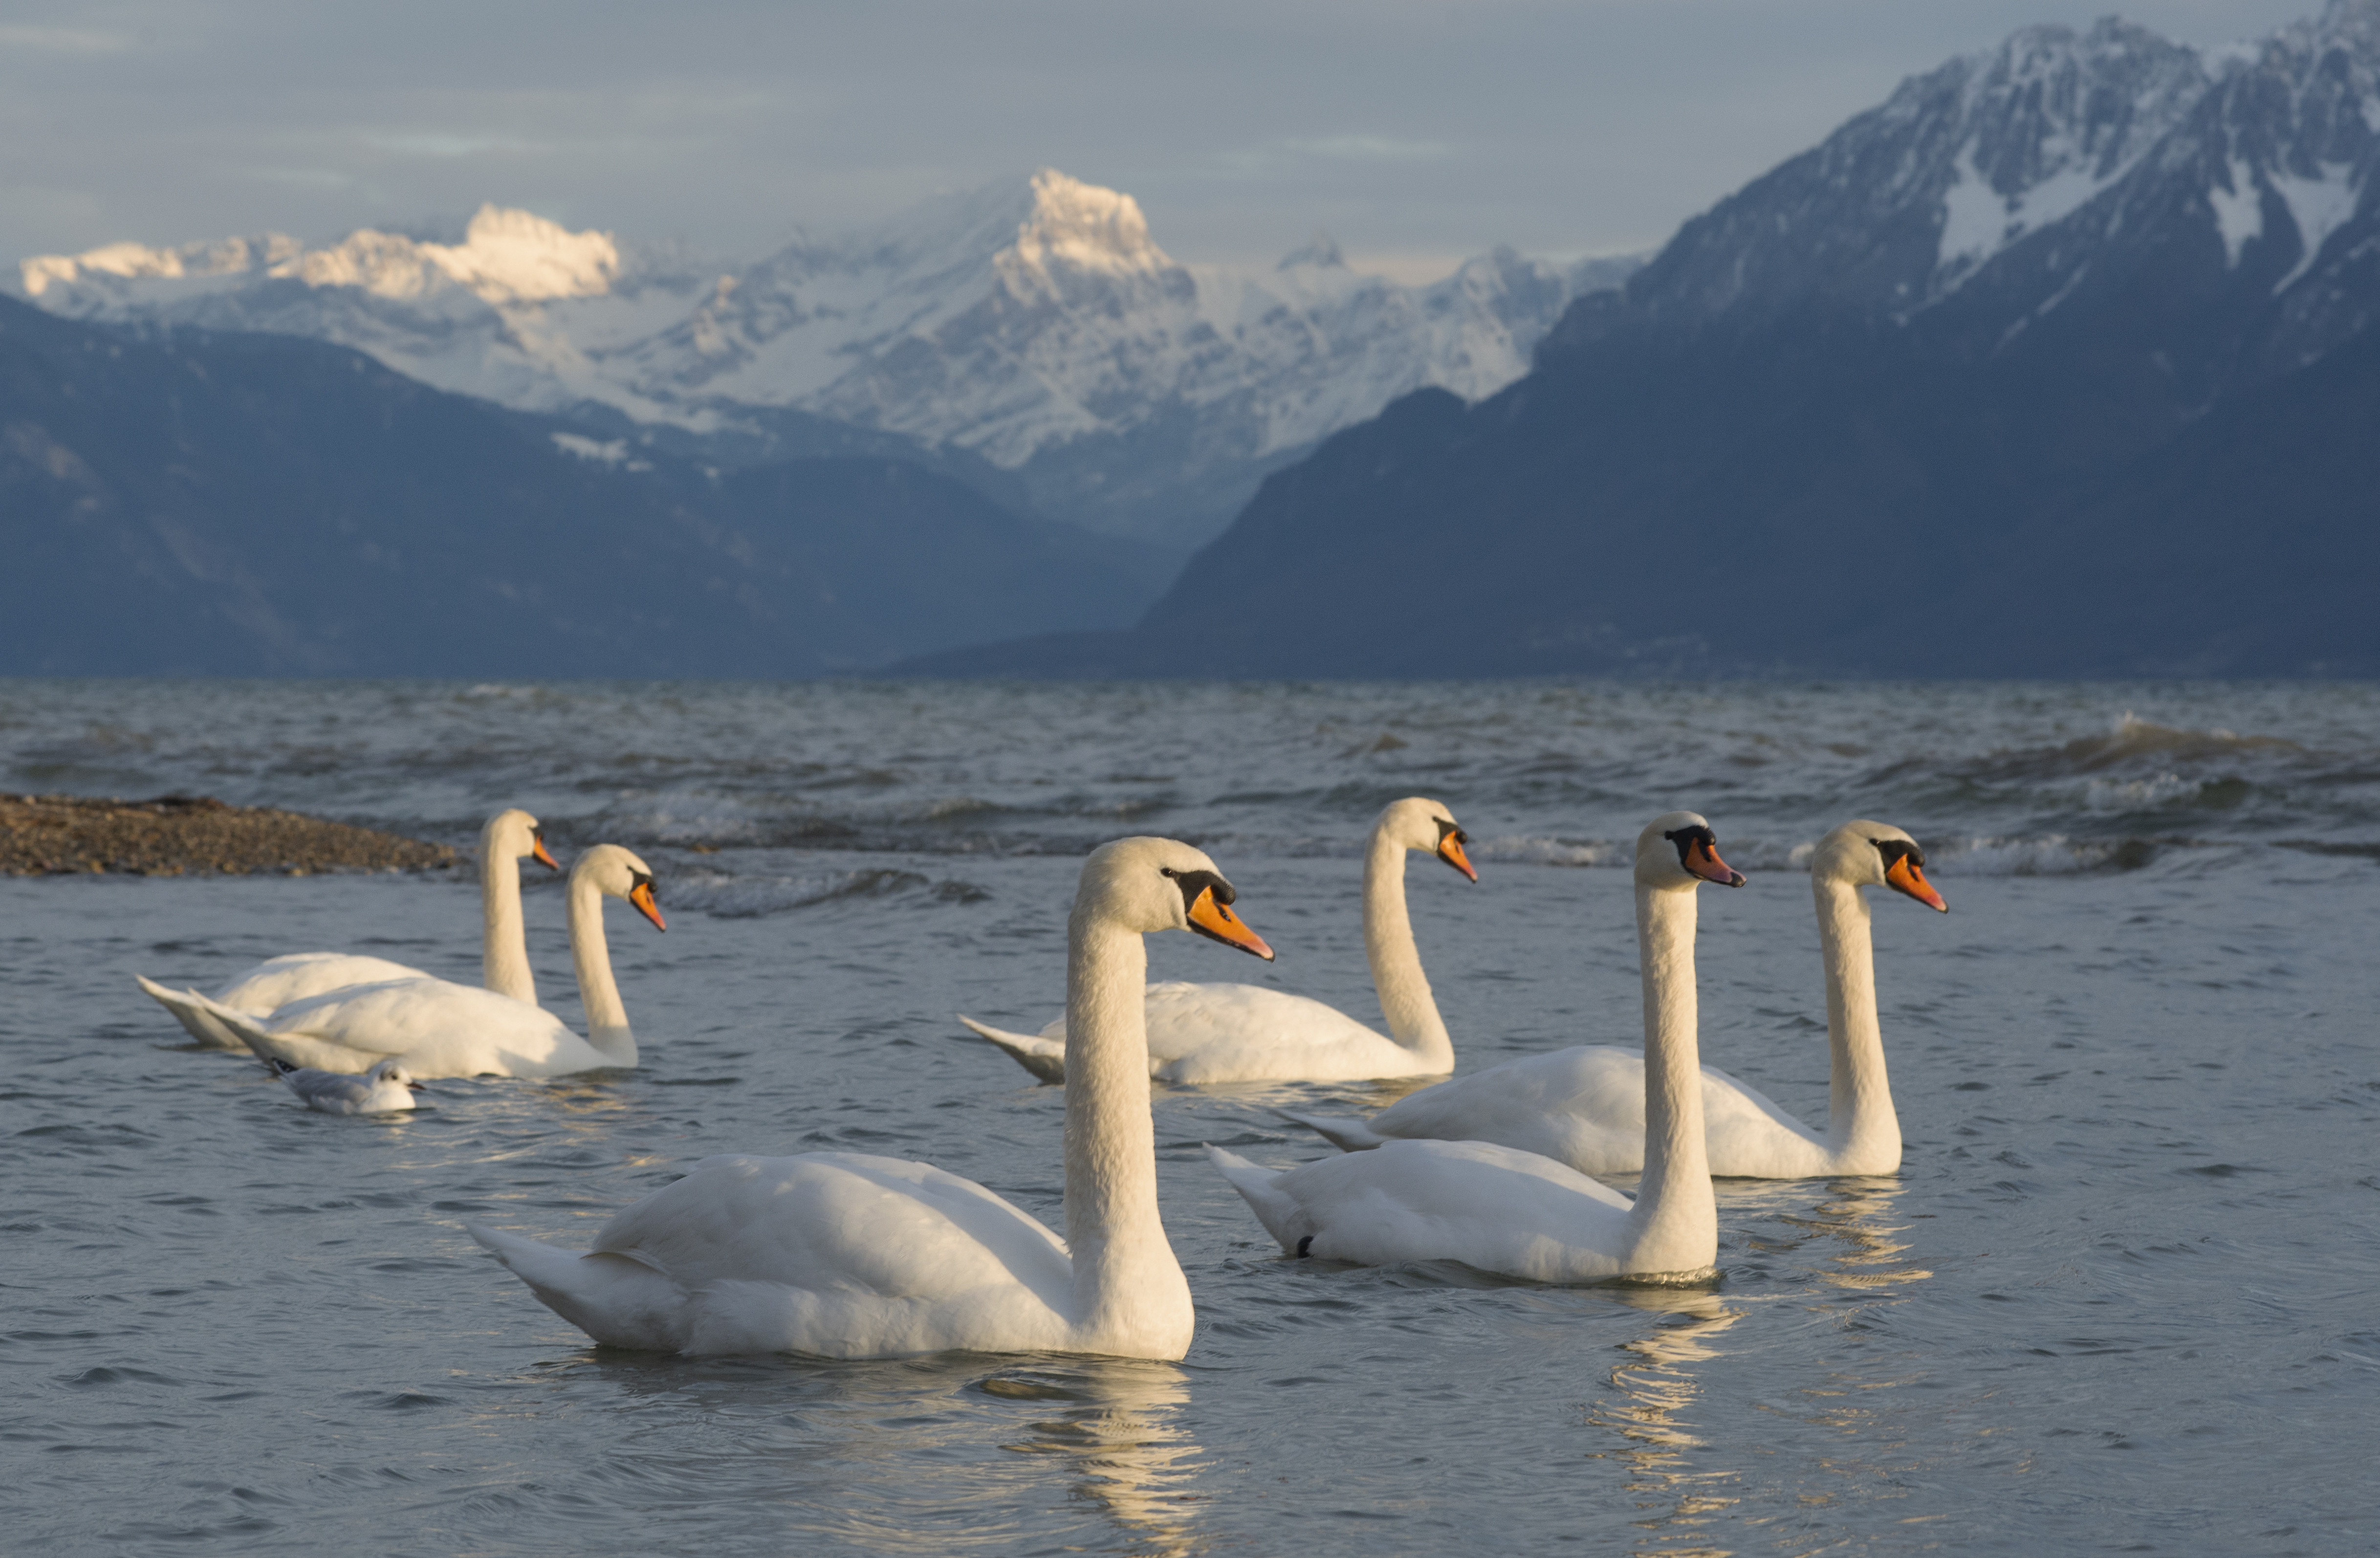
[0,794,457,877]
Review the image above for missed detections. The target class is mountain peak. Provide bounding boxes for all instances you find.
[20,204,617,307]
[1277,229,1347,270]
[419,204,619,303]
[1007,169,1171,276]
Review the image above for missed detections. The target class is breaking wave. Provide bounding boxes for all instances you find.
[1983,712,2301,781]
[665,867,991,918]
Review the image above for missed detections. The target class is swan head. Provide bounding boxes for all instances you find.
[368,1058,426,1092]
[570,843,667,931]
[1376,797,1478,882]
[1637,811,1746,891]
[1078,837,1274,960]
[1813,820,1946,911]
[483,808,560,871]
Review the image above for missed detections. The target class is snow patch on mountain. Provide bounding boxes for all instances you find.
[14,167,1632,543]
[2208,160,2266,266]
[1925,20,2207,294]
[24,204,618,307]
[2269,160,2363,291]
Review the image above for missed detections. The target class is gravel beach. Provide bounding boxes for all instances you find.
[0,793,456,876]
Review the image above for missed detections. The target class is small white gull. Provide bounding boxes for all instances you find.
[269,1056,423,1115]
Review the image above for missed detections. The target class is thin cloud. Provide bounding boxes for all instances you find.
[1282,134,1454,162]
[0,24,134,52]
[362,132,551,159]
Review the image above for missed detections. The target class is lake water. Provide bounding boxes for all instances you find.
[4,679,2376,1555]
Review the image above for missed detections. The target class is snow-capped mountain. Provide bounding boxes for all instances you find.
[1552,0,2379,387]
[18,173,1635,546]
[934,0,2380,679]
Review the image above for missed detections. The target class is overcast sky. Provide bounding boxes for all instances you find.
[0,0,2318,284]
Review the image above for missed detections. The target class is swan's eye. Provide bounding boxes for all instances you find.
[1434,818,1467,846]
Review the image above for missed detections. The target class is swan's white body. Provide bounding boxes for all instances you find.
[962,797,1473,1084]
[136,808,556,1047]
[174,845,663,1080]
[1281,821,1943,1178]
[270,1056,421,1115]
[1209,812,1736,1283]
[468,836,1274,1360]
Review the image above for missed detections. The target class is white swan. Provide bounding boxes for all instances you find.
[961,797,1475,1084]
[268,1056,423,1115]
[1281,820,1945,1178]
[136,808,559,1047]
[466,836,1275,1360]
[175,845,664,1080]
[1207,812,1740,1282]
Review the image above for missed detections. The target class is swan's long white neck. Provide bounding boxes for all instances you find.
[567,878,635,1066]
[1627,881,1718,1273]
[480,835,535,1006]
[1362,830,1454,1069]
[1063,908,1193,1352]
[1815,877,1899,1166]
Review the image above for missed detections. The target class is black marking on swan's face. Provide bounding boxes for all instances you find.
[1663,825,1718,868]
[1434,816,1467,848]
[631,868,656,898]
[1159,865,1235,912]
[1871,837,1925,871]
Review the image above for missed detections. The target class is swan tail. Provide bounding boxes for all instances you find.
[1203,1145,1306,1254]
[958,1016,1067,1084]
[176,992,371,1073]
[1274,1109,1387,1152]
[135,975,247,1050]
[465,1224,689,1352]
[181,993,304,1066]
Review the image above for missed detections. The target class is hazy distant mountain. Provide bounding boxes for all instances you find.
[912,1,2380,679]
[17,175,1638,550]
[0,297,1156,676]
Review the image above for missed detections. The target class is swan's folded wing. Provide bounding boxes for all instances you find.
[1140,982,1401,1081]
[591,1152,1074,1307]
[1698,1064,1821,1139]
[1371,1046,1650,1157]
[217,953,431,1013]
[1281,1139,1635,1278]
[251,978,575,1073]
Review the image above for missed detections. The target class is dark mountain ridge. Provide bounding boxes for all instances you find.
[0,297,1158,676]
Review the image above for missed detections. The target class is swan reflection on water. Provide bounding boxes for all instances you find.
[1586,1286,1746,1558]
[1584,1177,1928,1557]
[525,1351,1205,1556]
[977,1360,1205,1558]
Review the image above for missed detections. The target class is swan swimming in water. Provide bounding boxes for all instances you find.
[469,836,1274,1360]
[961,797,1475,1084]
[173,845,664,1080]
[136,808,559,1047]
[1280,820,1944,1178]
[1208,813,1740,1283]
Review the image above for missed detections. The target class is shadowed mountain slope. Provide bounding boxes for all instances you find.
[0,297,1154,676]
